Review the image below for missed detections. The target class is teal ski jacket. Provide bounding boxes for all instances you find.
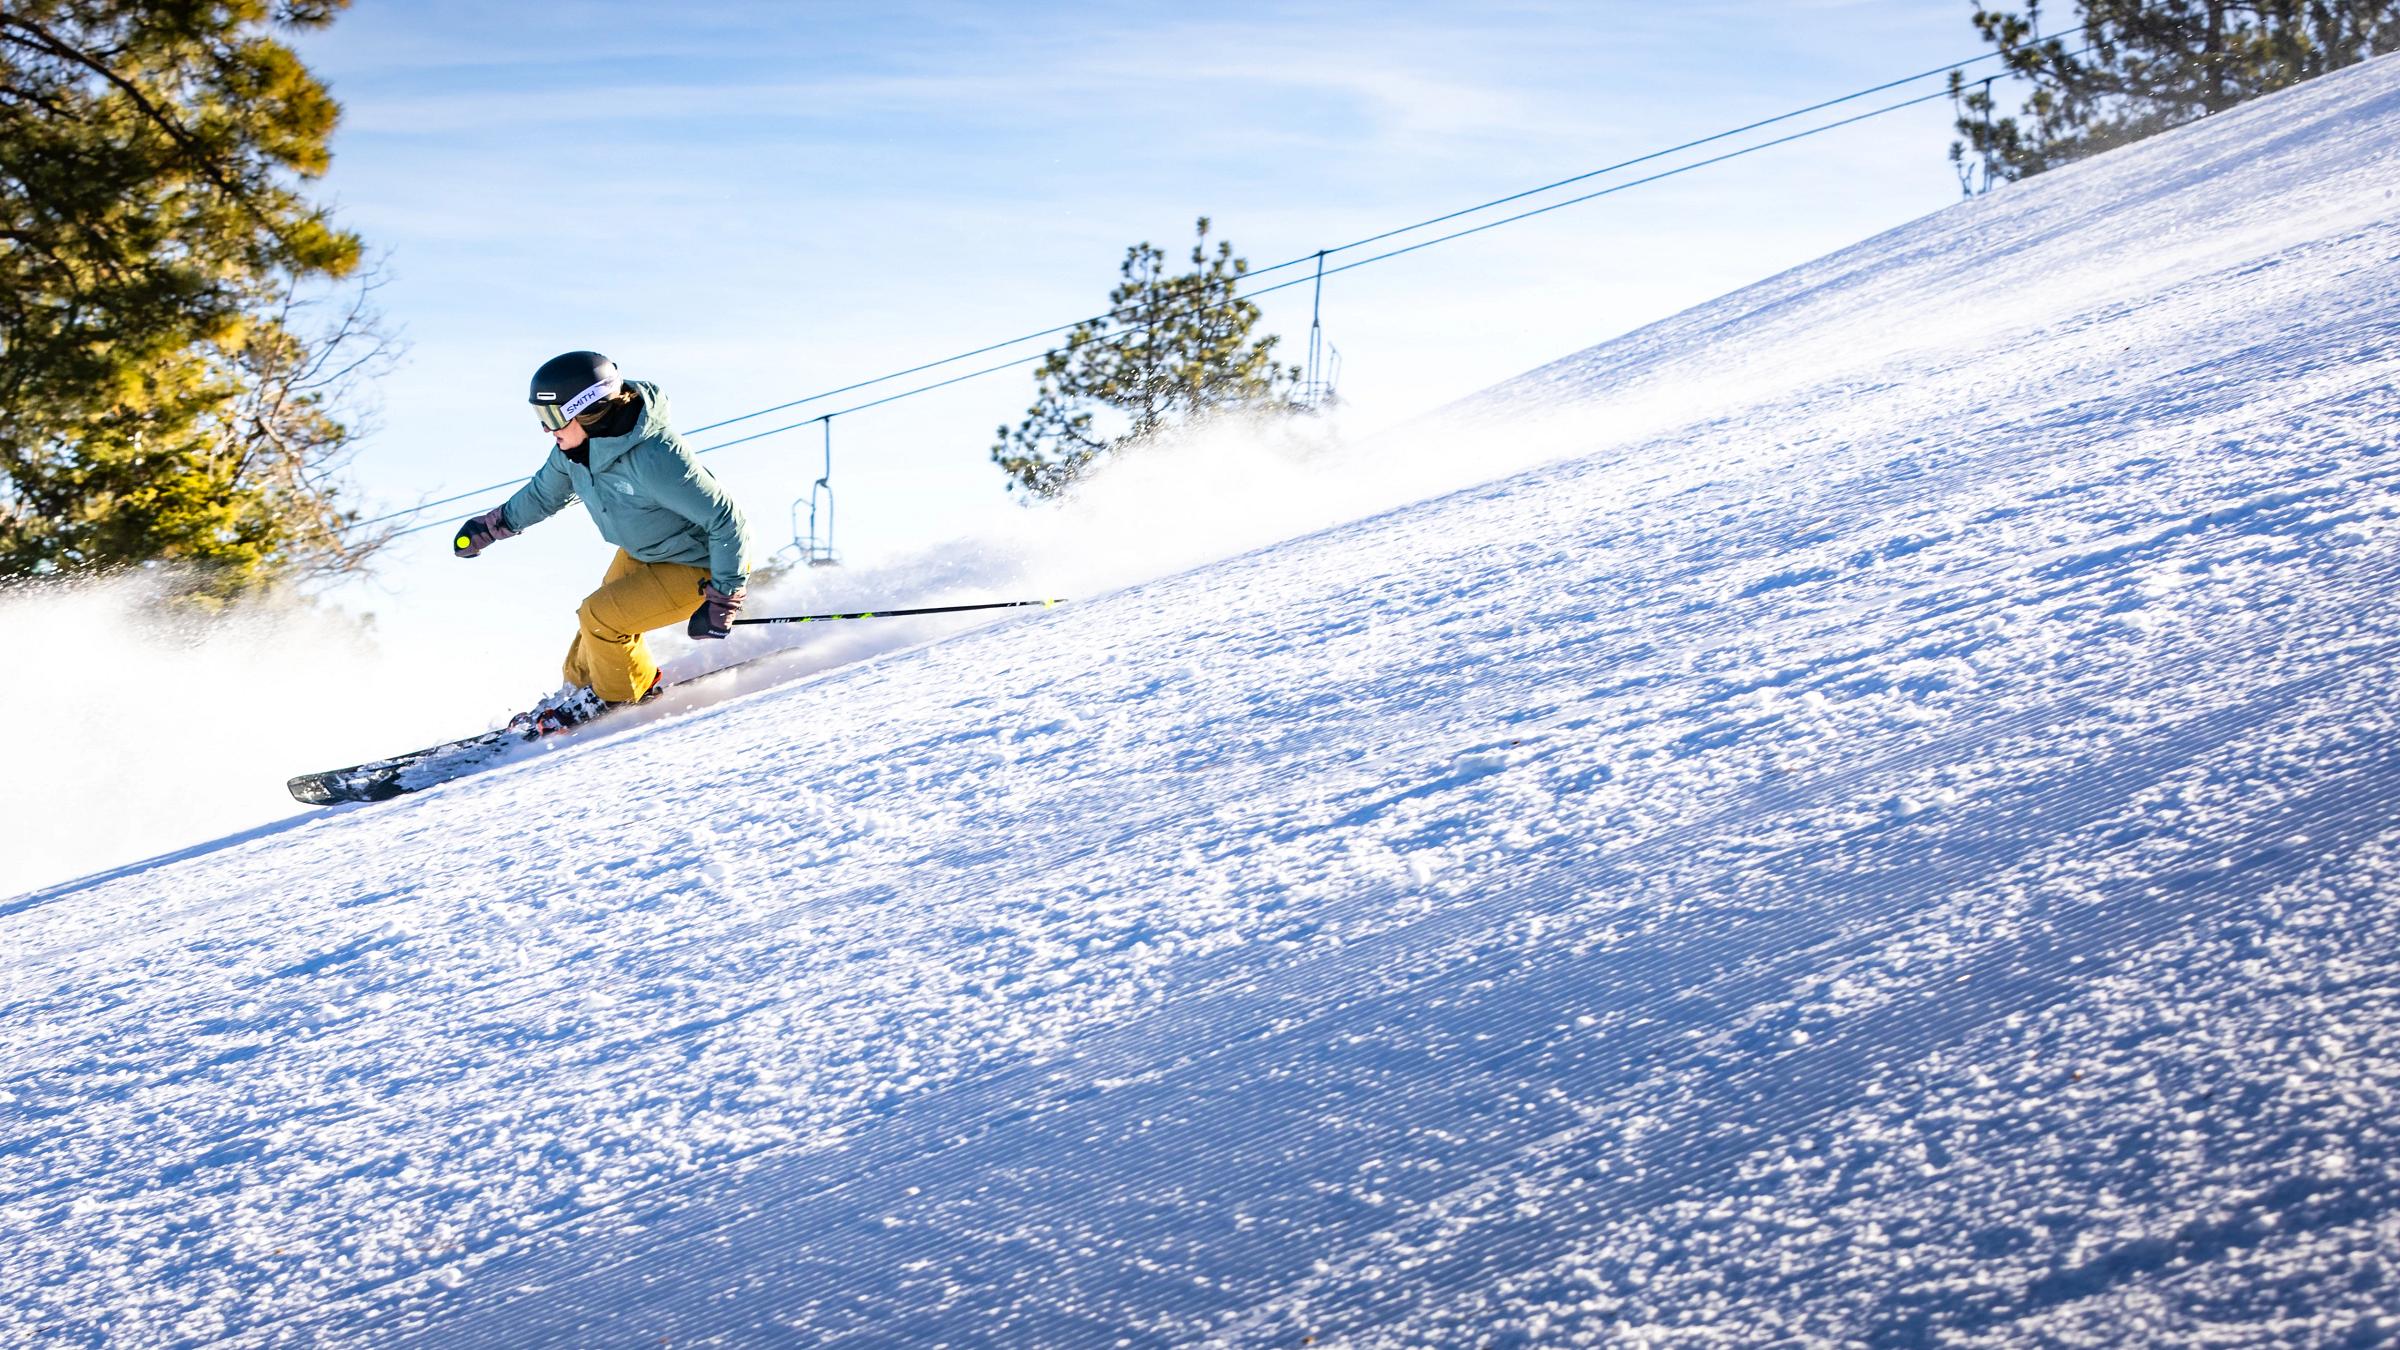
[499,380,754,596]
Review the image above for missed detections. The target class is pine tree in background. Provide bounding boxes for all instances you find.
[0,0,395,604]
[1948,1,2400,190]
[993,217,1301,499]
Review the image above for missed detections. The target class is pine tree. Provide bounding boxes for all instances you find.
[0,0,394,601]
[993,217,1301,499]
[1948,1,2400,190]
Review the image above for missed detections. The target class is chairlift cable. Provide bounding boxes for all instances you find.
[362,47,2071,542]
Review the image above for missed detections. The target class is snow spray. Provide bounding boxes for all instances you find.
[5,383,1716,899]
[0,575,520,899]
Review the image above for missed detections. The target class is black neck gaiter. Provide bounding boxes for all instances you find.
[565,391,643,467]
[589,392,644,440]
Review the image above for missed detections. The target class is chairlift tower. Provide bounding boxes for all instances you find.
[1298,250,1343,411]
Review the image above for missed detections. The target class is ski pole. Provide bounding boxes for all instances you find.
[732,598,1064,626]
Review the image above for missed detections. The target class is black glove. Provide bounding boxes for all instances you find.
[452,505,518,558]
[688,580,744,639]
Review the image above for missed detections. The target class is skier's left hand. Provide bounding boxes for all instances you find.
[688,580,744,639]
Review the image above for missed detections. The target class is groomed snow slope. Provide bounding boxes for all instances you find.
[10,55,2400,1347]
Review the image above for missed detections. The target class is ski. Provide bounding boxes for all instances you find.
[290,598,1061,805]
[291,665,720,806]
[287,719,575,806]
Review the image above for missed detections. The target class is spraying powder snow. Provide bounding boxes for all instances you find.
[2,404,1622,900]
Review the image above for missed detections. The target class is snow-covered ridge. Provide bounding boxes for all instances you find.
[8,54,2400,1345]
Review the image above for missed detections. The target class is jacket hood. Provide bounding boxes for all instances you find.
[584,380,671,471]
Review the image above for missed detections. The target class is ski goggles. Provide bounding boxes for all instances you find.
[532,376,622,431]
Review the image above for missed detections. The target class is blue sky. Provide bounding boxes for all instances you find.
[292,0,1994,653]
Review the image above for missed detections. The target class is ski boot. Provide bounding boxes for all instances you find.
[635,667,668,704]
[508,684,609,739]
[507,670,666,740]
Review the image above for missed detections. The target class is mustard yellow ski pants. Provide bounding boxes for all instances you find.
[562,549,711,703]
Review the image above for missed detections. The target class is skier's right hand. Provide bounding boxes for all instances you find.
[452,505,519,558]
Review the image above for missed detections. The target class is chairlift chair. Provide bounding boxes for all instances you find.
[771,418,842,570]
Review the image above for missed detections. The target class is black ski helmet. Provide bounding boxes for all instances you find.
[529,350,622,430]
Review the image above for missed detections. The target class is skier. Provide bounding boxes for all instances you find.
[451,351,755,732]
